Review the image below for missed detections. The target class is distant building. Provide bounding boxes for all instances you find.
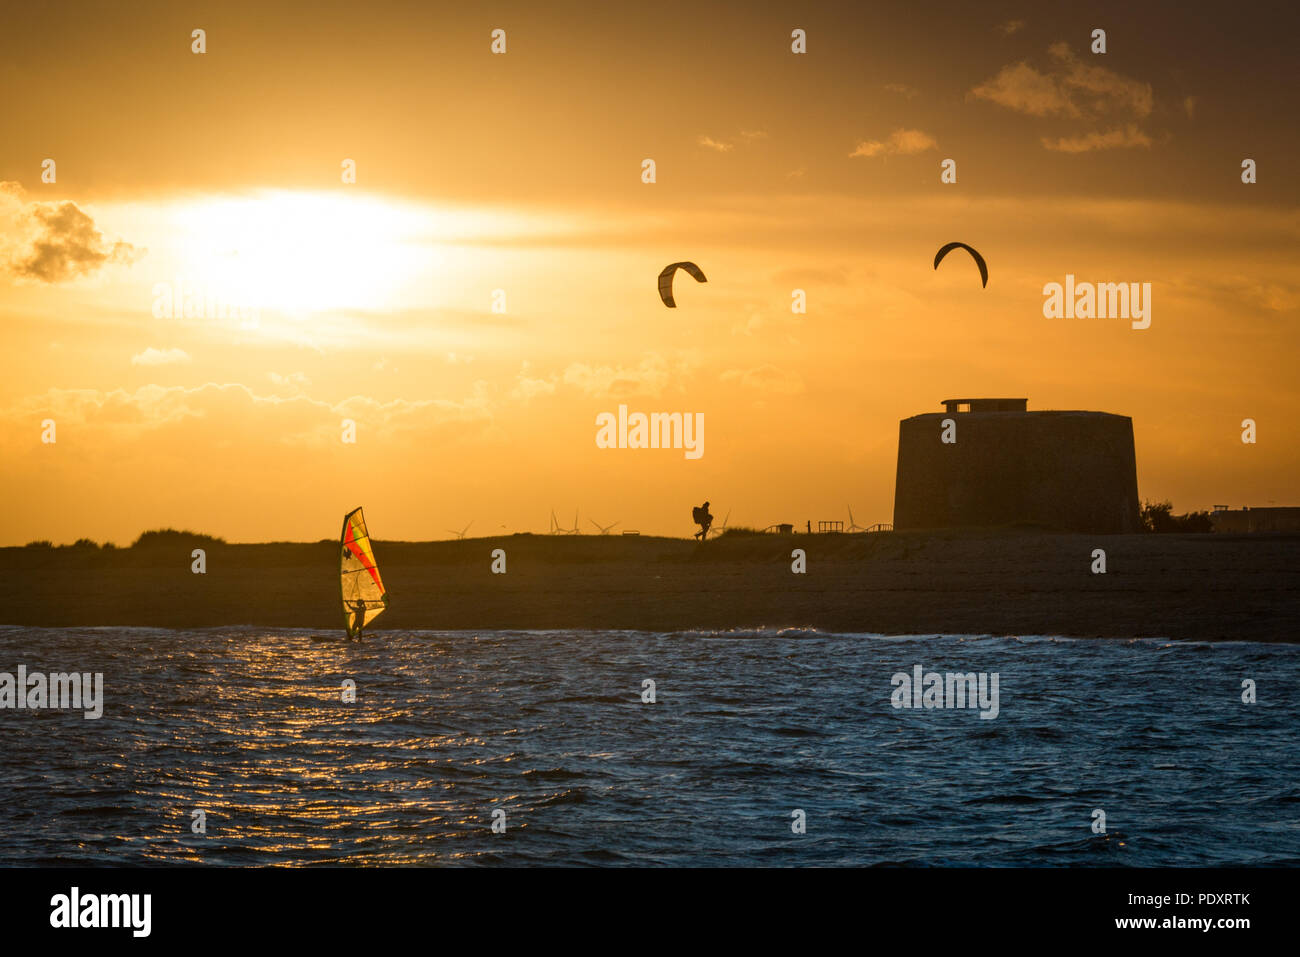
[1210,507,1300,533]
[893,398,1140,534]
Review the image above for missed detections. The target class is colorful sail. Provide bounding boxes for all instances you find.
[340,507,388,637]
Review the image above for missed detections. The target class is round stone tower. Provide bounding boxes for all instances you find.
[892,398,1140,533]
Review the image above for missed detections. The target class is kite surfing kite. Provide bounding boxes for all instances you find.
[933,242,988,288]
[657,261,707,307]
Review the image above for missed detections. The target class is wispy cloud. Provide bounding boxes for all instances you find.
[562,355,674,398]
[510,361,557,402]
[996,19,1026,36]
[698,130,768,152]
[8,381,494,448]
[883,83,920,100]
[131,347,190,366]
[720,365,805,395]
[971,43,1155,151]
[850,129,938,158]
[269,371,310,389]
[972,61,1070,117]
[972,43,1153,120]
[1042,124,1152,153]
[771,266,849,287]
[697,135,734,153]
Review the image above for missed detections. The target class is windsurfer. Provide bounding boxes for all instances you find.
[350,599,366,641]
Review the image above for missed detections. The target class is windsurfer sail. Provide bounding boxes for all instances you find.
[340,507,388,640]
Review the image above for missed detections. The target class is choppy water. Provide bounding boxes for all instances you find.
[1,627,1297,866]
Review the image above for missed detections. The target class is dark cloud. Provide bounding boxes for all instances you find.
[2,186,142,282]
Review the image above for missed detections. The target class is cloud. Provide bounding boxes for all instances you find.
[698,130,767,153]
[997,19,1026,36]
[269,371,311,389]
[971,62,1075,117]
[1172,276,1300,316]
[511,377,556,402]
[850,129,938,158]
[883,83,920,100]
[697,135,734,153]
[1183,95,1197,119]
[0,182,142,282]
[8,381,494,449]
[971,43,1155,151]
[1042,124,1152,153]
[972,44,1153,120]
[503,354,702,402]
[562,355,673,398]
[510,361,557,402]
[720,365,805,396]
[1046,43,1152,116]
[131,347,191,366]
[731,310,767,337]
[772,266,849,287]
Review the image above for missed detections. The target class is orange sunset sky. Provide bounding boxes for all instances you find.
[2,0,1297,544]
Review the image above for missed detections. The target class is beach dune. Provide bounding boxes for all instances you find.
[4,530,1296,642]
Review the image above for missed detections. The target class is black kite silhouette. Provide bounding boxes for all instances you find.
[658,261,707,307]
[933,242,988,288]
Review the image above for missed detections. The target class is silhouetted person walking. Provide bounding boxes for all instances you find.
[693,501,714,540]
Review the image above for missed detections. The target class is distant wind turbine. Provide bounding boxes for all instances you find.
[847,506,866,533]
[709,508,732,538]
[589,517,619,535]
[550,508,579,535]
[447,520,473,540]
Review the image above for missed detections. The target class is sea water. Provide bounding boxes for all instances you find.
[0,627,1296,866]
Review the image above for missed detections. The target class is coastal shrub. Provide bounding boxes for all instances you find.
[24,540,53,549]
[70,538,100,549]
[132,528,227,548]
[1141,500,1213,533]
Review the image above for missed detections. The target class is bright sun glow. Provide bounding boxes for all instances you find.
[167,191,437,316]
[78,189,590,353]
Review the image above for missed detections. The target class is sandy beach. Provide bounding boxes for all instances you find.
[5,530,1296,642]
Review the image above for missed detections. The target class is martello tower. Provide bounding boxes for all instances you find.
[892,398,1140,534]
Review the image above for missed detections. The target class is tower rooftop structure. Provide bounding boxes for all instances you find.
[893,398,1140,534]
[941,398,1028,414]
